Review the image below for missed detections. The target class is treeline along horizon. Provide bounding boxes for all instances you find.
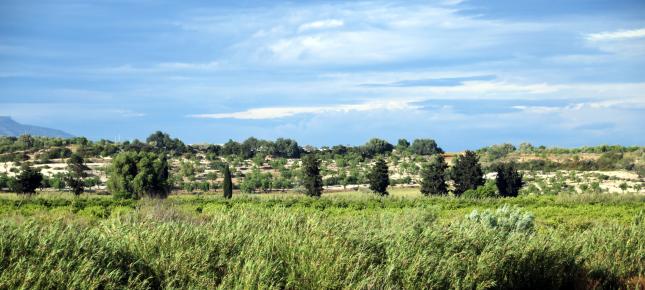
[1,130,641,160]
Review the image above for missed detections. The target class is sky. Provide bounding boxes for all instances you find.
[1,0,644,150]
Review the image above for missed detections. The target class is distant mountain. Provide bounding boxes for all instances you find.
[0,116,74,138]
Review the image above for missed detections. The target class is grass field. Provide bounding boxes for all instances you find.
[1,189,644,289]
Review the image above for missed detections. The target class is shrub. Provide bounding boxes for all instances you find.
[462,180,499,199]
[466,205,535,233]
[107,151,171,199]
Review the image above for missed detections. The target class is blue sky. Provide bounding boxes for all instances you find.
[1,0,644,150]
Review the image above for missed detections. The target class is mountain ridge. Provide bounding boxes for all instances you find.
[0,116,74,138]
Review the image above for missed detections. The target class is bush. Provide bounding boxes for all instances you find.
[107,151,171,199]
[462,180,499,199]
[466,205,535,233]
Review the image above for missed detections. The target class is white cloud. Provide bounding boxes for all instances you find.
[298,19,344,32]
[189,99,419,120]
[586,28,645,41]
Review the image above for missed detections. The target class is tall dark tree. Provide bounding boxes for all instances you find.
[65,153,89,196]
[223,165,233,199]
[420,154,448,196]
[368,158,389,196]
[301,154,323,197]
[14,164,43,195]
[451,150,484,196]
[495,162,524,197]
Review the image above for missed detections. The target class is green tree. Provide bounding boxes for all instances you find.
[361,138,394,158]
[223,165,233,199]
[451,150,484,196]
[420,155,448,196]
[65,153,89,196]
[301,154,323,197]
[619,182,628,192]
[146,131,186,155]
[14,164,43,195]
[410,139,444,155]
[495,162,524,197]
[396,138,410,151]
[107,151,171,199]
[273,138,301,158]
[368,158,389,196]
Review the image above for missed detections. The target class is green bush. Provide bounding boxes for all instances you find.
[462,180,499,199]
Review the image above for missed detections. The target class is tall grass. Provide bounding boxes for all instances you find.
[0,197,643,289]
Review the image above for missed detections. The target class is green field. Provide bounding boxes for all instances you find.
[1,189,644,289]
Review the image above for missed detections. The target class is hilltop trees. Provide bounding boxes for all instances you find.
[451,150,484,196]
[420,155,448,196]
[14,164,43,195]
[301,154,323,197]
[495,162,524,197]
[65,153,88,196]
[146,131,186,155]
[368,158,389,196]
[223,165,233,199]
[362,138,394,158]
[410,139,444,155]
[107,151,171,199]
[273,138,301,158]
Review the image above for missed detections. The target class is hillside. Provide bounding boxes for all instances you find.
[0,116,73,138]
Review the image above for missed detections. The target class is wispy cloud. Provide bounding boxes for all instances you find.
[360,75,496,87]
[189,100,419,120]
[298,19,344,32]
[586,28,645,41]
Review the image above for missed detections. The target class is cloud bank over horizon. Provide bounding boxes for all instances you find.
[0,0,644,150]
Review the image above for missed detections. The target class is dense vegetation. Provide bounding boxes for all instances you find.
[0,192,643,289]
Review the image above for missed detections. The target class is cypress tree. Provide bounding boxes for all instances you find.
[420,154,448,196]
[302,154,323,197]
[223,165,233,199]
[368,158,389,196]
[451,150,484,196]
[495,162,524,197]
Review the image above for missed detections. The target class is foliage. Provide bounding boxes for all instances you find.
[13,165,43,194]
[0,194,643,289]
[495,162,524,197]
[223,165,232,199]
[240,168,273,193]
[107,151,171,199]
[451,150,484,196]
[419,154,448,196]
[361,138,394,158]
[301,154,323,197]
[462,180,499,199]
[368,158,389,195]
[65,153,89,196]
[146,131,186,155]
[410,139,444,155]
[478,143,516,161]
[466,205,534,233]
